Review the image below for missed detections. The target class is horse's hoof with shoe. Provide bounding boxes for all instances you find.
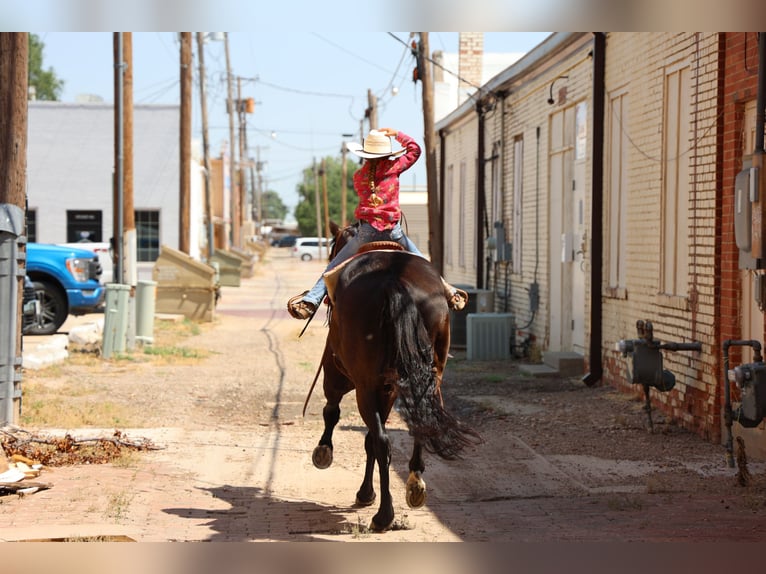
[311,445,333,469]
[405,471,427,509]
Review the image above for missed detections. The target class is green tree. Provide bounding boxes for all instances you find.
[294,156,358,237]
[260,189,288,221]
[28,34,64,101]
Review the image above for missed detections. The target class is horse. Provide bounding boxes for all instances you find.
[307,222,481,531]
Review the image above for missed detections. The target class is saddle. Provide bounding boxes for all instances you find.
[323,241,407,303]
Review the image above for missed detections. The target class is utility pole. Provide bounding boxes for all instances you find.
[418,32,443,273]
[224,33,239,248]
[196,32,215,259]
[0,32,28,425]
[179,32,192,254]
[367,88,378,130]
[113,33,125,285]
[341,141,348,226]
[237,76,247,232]
[321,159,330,243]
[313,158,324,259]
[121,33,136,284]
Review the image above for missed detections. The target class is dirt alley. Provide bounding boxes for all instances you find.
[3,248,766,542]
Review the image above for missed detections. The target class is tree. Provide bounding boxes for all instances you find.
[294,156,357,236]
[261,189,288,221]
[28,34,64,101]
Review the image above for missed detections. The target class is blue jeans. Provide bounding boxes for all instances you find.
[303,221,425,306]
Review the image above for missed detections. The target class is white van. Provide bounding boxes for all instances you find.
[291,237,331,261]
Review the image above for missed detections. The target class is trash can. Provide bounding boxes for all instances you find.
[228,247,257,278]
[102,283,131,358]
[152,245,217,322]
[210,249,243,287]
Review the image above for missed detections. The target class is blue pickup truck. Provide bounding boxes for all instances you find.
[24,242,105,335]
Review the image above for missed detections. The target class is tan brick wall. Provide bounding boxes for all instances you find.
[600,33,721,437]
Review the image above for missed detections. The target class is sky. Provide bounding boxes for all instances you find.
[36,32,552,215]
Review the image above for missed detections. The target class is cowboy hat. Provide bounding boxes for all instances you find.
[346,130,406,159]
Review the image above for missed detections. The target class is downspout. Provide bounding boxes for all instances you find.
[583,32,606,386]
[439,129,446,272]
[476,101,486,289]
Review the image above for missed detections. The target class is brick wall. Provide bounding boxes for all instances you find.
[720,32,766,454]
[600,33,723,441]
[458,33,484,104]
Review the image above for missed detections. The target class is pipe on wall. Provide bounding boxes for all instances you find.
[583,32,606,387]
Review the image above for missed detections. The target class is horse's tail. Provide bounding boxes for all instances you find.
[381,280,481,461]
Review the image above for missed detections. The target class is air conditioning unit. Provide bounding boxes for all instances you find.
[450,288,495,348]
[466,313,515,361]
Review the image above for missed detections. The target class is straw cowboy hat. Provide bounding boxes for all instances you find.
[346,130,406,159]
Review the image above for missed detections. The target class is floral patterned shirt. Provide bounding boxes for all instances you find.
[353,131,421,231]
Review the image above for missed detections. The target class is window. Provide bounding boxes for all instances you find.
[135,210,160,262]
[512,136,523,274]
[661,64,691,297]
[26,209,37,243]
[66,210,102,243]
[607,91,629,291]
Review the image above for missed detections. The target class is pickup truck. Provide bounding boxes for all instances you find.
[25,242,105,335]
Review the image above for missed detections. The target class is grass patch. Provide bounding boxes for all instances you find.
[142,345,206,360]
[20,390,134,428]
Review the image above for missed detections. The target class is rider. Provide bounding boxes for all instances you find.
[287,127,467,320]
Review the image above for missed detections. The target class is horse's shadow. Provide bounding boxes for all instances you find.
[163,484,362,541]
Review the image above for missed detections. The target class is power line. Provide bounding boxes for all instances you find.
[311,33,394,75]
[387,32,486,95]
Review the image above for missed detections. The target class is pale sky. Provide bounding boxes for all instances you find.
[36,32,551,213]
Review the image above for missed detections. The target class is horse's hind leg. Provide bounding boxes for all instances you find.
[405,440,427,509]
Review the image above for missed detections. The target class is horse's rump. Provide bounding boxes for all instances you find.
[329,251,479,459]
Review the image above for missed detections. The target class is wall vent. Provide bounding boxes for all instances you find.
[466,313,515,361]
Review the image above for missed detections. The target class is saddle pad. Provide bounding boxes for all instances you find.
[323,247,413,304]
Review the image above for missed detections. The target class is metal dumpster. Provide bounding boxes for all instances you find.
[152,245,216,322]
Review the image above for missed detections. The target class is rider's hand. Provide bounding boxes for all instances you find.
[379,127,397,138]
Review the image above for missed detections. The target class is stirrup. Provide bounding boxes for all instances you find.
[287,292,316,320]
[448,288,468,311]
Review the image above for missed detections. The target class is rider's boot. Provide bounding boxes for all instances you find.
[287,292,317,320]
[442,279,468,311]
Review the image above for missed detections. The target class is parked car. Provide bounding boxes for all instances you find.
[274,235,299,248]
[291,237,330,261]
[25,242,105,335]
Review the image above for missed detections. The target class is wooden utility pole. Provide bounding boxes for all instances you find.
[0,32,28,426]
[224,33,239,248]
[418,32,443,273]
[122,33,135,283]
[196,32,215,259]
[179,32,192,254]
[367,89,378,131]
[237,76,247,230]
[341,141,348,226]
[313,159,324,259]
[321,159,330,242]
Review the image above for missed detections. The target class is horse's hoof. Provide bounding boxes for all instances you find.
[406,472,427,509]
[354,491,376,507]
[312,445,333,469]
[370,513,394,532]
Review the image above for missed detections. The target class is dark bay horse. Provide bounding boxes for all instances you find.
[309,223,480,531]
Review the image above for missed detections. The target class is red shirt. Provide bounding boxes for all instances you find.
[353,131,421,231]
